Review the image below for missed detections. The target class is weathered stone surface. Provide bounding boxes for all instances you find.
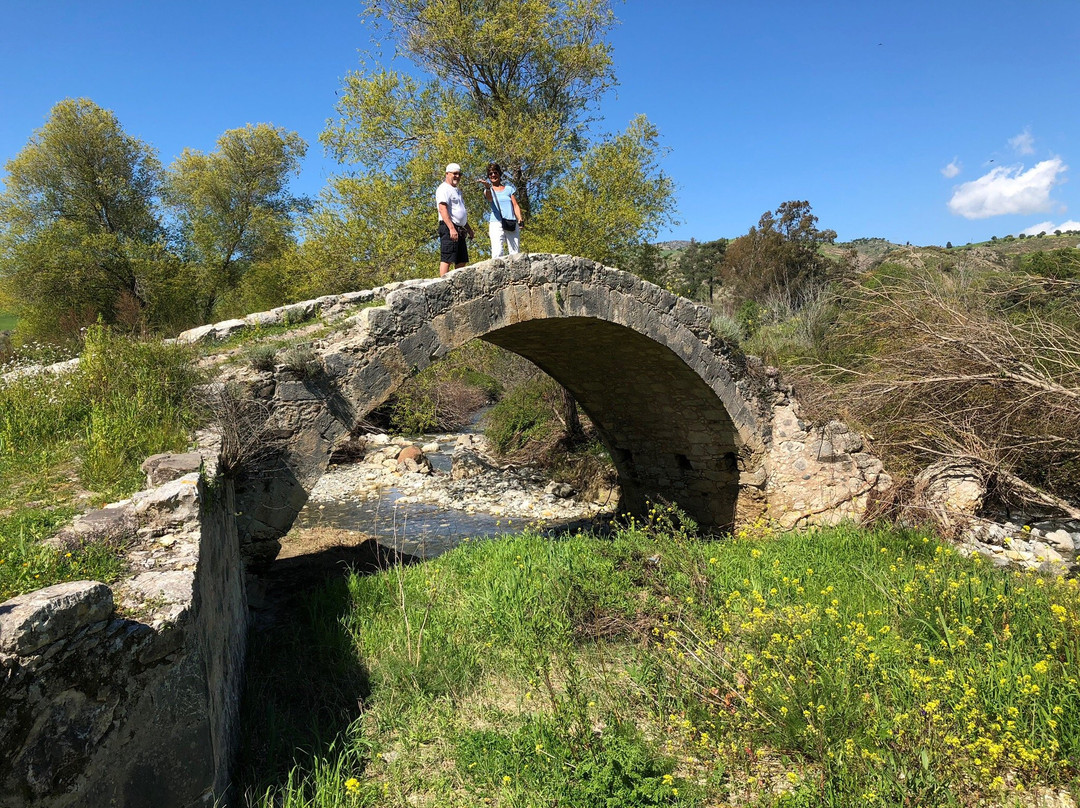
[912,460,987,532]
[545,481,575,499]
[141,451,203,487]
[396,445,433,474]
[176,323,215,344]
[0,581,113,656]
[0,459,246,808]
[132,472,201,523]
[212,318,248,339]
[245,309,284,327]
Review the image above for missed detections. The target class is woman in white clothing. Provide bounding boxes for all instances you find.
[481,163,523,258]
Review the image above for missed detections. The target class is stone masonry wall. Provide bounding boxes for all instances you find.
[0,448,246,807]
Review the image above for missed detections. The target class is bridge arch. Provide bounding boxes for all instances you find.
[227,254,887,563]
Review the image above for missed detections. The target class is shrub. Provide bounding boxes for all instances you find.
[245,343,278,372]
[484,376,560,456]
[280,345,320,378]
[77,324,201,495]
[373,342,507,434]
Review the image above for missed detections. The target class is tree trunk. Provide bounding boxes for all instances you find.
[561,386,585,447]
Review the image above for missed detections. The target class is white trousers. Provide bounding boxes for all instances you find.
[489,219,521,258]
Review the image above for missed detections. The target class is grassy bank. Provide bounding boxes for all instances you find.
[238,516,1080,807]
[0,325,200,600]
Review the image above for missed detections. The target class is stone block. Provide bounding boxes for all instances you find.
[245,309,285,327]
[176,324,215,344]
[0,581,114,656]
[212,318,247,339]
[141,452,203,487]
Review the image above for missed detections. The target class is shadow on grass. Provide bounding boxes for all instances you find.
[234,537,420,798]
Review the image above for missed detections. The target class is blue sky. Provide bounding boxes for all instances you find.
[2,1,1078,247]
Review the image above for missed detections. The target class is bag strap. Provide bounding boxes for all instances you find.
[491,183,509,220]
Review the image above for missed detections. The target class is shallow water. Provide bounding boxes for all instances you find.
[293,422,582,558]
[296,486,510,558]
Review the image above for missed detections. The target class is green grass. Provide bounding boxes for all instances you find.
[0,312,18,331]
[238,514,1080,807]
[0,324,201,596]
[0,507,127,601]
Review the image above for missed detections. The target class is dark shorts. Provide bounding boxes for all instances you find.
[438,221,469,265]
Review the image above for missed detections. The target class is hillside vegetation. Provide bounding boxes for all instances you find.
[648,225,1080,518]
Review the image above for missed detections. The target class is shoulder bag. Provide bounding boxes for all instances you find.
[493,187,517,232]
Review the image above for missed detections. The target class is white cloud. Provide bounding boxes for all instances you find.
[947,158,1067,219]
[1009,127,1035,155]
[1021,219,1080,235]
[941,159,961,178]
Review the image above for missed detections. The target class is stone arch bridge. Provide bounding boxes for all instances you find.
[213,253,889,563]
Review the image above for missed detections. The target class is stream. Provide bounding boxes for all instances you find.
[293,421,613,559]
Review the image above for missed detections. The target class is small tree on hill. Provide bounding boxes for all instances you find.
[721,200,836,302]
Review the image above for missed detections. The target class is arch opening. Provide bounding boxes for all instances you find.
[481,317,744,530]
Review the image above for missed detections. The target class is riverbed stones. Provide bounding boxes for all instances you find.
[303,432,610,525]
[451,435,497,480]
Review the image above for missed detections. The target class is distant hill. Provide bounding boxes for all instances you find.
[656,240,692,253]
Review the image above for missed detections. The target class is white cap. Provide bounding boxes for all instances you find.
[445,163,462,174]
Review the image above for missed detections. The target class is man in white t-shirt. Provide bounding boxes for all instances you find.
[436,163,474,276]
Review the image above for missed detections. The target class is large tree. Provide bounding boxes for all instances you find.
[307,0,675,287]
[0,99,168,339]
[165,124,308,321]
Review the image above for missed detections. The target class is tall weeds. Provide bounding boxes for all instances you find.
[0,325,200,594]
[809,266,1080,504]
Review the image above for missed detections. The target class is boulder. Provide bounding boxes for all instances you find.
[912,460,987,532]
[545,481,575,499]
[397,445,433,474]
[141,452,203,487]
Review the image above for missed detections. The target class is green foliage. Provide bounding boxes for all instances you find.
[240,521,1080,806]
[735,299,763,339]
[245,343,279,372]
[722,200,837,303]
[312,0,674,280]
[0,99,170,341]
[483,376,558,455]
[280,345,321,379]
[76,324,201,495]
[527,115,678,269]
[164,124,308,322]
[1019,247,1080,281]
[0,325,198,592]
[454,720,677,807]
[375,342,508,434]
[0,506,126,601]
[674,238,728,301]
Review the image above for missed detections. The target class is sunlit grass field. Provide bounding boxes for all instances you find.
[238,513,1080,807]
[0,325,200,599]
